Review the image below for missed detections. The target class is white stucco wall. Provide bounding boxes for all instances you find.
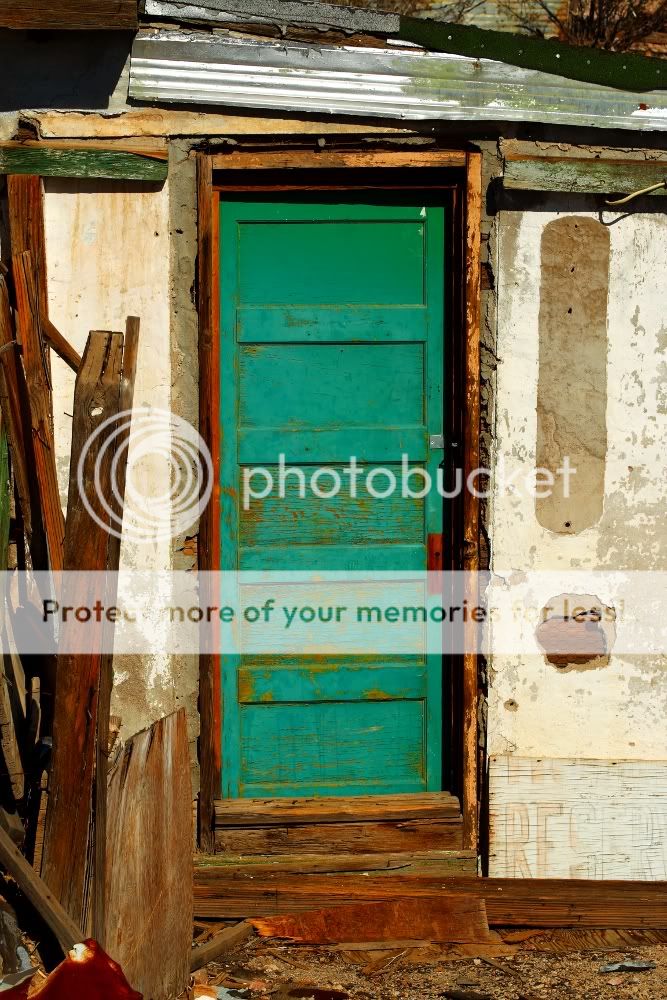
[488,205,667,877]
[44,179,194,743]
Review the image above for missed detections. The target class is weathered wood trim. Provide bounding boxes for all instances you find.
[503,153,667,196]
[197,155,222,853]
[0,143,168,182]
[212,150,467,170]
[462,151,482,855]
[0,0,137,30]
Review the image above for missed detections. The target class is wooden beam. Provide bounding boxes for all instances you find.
[211,150,467,170]
[462,151,481,855]
[503,153,667,196]
[12,251,65,573]
[0,0,137,30]
[197,155,221,853]
[105,711,192,999]
[43,318,82,374]
[0,145,167,183]
[193,871,667,928]
[0,824,83,953]
[93,317,140,945]
[6,175,48,326]
[190,921,253,972]
[41,330,125,927]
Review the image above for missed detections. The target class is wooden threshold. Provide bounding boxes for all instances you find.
[193,872,667,928]
[197,851,477,877]
[215,792,461,826]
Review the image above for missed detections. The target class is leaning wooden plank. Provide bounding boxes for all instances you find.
[215,792,461,827]
[0,147,168,182]
[503,154,667,196]
[105,710,192,1000]
[0,422,23,802]
[193,872,667,927]
[0,824,82,952]
[41,331,125,927]
[190,921,254,972]
[250,897,493,944]
[12,252,65,572]
[93,316,140,946]
[0,0,137,29]
[0,276,33,542]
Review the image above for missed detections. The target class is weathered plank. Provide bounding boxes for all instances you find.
[12,251,65,572]
[0,145,167,182]
[141,0,399,34]
[191,921,253,972]
[106,711,192,1000]
[0,0,137,29]
[489,756,667,880]
[250,896,493,944]
[216,817,464,855]
[93,317,140,945]
[41,331,125,927]
[0,824,82,952]
[215,792,461,827]
[43,318,81,373]
[199,851,477,876]
[24,109,411,139]
[193,871,667,927]
[503,154,667,196]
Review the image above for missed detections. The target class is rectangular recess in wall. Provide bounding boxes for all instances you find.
[536,216,609,534]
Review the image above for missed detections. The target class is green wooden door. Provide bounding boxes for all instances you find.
[220,197,445,798]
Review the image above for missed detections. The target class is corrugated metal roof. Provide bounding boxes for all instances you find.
[129,29,667,130]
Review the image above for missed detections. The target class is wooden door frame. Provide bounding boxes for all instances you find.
[196,148,482,855]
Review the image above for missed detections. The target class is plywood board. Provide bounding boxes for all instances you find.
[105,710,193,1000]
[489,756,667,880]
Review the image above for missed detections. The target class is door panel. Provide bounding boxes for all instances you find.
[220,197,445,798]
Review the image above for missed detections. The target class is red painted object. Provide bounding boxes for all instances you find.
[3,941,142,999]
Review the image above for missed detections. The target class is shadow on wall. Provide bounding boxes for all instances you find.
[0,30,132,112]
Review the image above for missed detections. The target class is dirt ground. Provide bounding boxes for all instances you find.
[195,937,667,1000]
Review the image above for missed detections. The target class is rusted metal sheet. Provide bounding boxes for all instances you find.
[129,30,667,130]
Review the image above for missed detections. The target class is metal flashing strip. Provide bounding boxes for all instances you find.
[129,30,667,131]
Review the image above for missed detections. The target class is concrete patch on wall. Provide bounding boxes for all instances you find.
[489,755,667,879]
[536,216,609,535]
[536,592,616,670]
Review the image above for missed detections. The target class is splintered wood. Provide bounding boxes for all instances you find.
[251,897,493,945]
[105,710,193,1000]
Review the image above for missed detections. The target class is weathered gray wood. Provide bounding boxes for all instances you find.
[106,710,192,1000]
[0,146,167,182]
[503,155,667,196]
[0,824,82,952]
